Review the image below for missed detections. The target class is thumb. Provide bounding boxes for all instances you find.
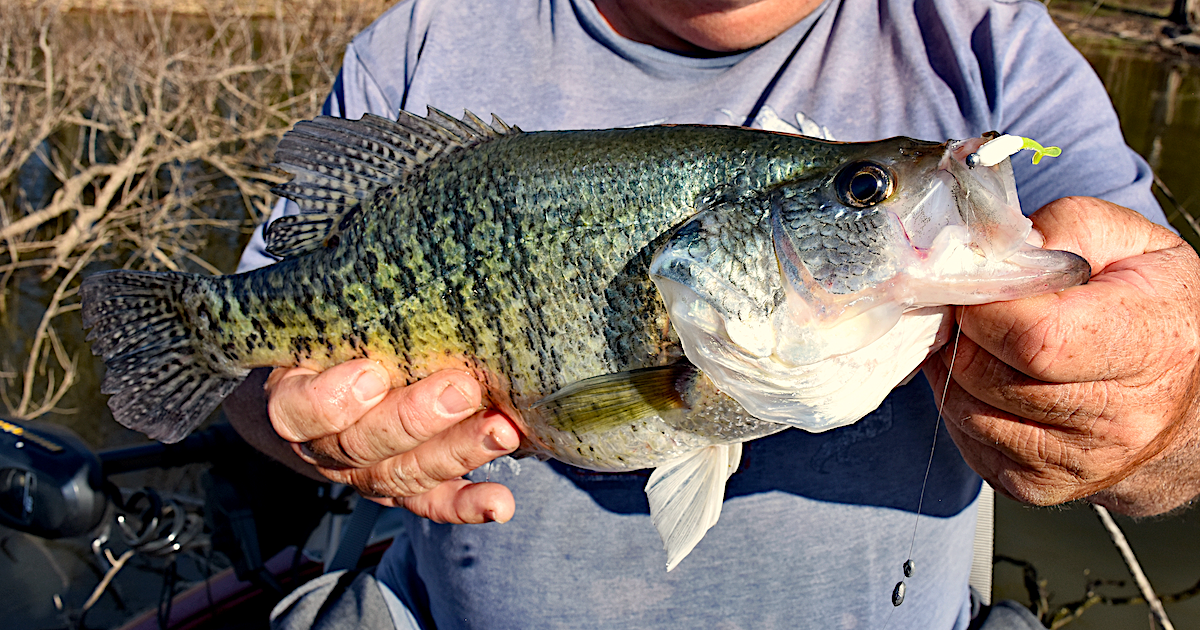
[1028,197,1182,274]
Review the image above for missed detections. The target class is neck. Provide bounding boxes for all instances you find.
[592,0,824,55]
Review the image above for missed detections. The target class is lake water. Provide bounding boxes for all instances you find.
[2,23,1199,630]
[1087,45,1200,246]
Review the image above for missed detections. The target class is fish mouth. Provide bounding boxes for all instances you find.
[892,136,1028,258]
[894,138,1092,306]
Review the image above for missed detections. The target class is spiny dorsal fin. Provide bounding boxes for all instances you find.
[532,362,697,435]
[266,107,519,257]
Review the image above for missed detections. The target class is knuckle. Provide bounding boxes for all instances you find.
[449,437,492,473]
[998,466,1070,506]
[1028,383,1097,427]
[265,385,312,442]
[1002,477,1056,506]
[370,456,439,499]
[393,388,447,442]
[265,396,293,439]
[401,493,452,523]
[307,433,372,468]
[313,465,354,486]
[1012,313,1067,376]
[334,429,384,468]
[266,370,359,441]
[999,452,1094,507]
[309,373,364,430]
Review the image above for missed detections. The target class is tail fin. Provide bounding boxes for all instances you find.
[80,270,248,443]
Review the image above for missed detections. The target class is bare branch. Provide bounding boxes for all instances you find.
[1,0,380,419]
[1091,505,1175,630]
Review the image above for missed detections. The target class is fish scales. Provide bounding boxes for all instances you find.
[302,133,773,462]
[135,124,807,451]
[82,111,1093,570]
[265,128,802,384]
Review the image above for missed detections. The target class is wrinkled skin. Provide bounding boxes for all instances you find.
[922,198,1200,516]
[226,361,522,523]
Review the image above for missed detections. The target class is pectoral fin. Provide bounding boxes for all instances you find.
[532,362,696,435]
[646,443,742,571]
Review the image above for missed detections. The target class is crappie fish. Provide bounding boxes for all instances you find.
[80,110,1089,569]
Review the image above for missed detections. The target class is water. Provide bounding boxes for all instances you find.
[990,44,1200,629]
[1085,45,1200,246]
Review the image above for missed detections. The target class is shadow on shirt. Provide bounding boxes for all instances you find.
[547,373,981,518]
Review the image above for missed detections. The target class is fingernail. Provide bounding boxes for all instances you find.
[437,383,473,415]
[1026,227,1046,248]
[298,442,343,468]
[353,370,388,403]
[483,429,515,453]
[483,509,509,524]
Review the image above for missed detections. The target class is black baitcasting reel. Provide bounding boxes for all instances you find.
[0,418,107,538]
[0,416,244,540]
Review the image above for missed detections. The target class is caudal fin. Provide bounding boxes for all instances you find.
[80,270,248,443]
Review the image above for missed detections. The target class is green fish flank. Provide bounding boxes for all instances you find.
[82,114,842,453]
[209,124,825,468]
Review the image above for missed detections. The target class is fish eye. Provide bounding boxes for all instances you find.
[835,161,894,208]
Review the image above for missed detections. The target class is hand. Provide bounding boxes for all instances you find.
[923,197,1200,516]
[264,360,521,523]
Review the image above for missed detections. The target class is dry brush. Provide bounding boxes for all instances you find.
[0,0,382,428]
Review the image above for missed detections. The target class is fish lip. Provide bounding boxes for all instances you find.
[998,246,1092,285]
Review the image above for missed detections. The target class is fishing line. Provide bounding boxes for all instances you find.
[914,309,963,554]
[889,147,982,613]
[881,139,1047,621]
[886,306,966,620]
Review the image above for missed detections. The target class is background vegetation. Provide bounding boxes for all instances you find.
[0,0,382,439]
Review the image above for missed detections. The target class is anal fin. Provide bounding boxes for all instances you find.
[646,443,742,571]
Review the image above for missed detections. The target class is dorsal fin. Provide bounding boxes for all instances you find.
[264,213,338,258]
[265,107,519,257]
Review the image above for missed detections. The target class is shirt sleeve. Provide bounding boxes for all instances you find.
[236,41,399,273]
[987,4,1167,226]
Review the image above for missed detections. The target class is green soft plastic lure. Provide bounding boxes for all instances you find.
[967,134,1062,167]
[1020,137,1062,164]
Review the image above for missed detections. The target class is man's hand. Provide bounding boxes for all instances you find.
[923,197,1200,516]
[229,361,521,524]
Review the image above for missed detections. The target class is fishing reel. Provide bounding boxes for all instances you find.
[0,417,108,538]
[0,416,235,549]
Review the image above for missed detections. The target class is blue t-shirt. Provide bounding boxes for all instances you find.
[242,1,1164,628]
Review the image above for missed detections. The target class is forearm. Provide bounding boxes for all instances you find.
[223,367,327,482]
[1089,410,1200,517]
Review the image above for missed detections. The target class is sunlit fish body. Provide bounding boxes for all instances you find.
[80,110,1089,569]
